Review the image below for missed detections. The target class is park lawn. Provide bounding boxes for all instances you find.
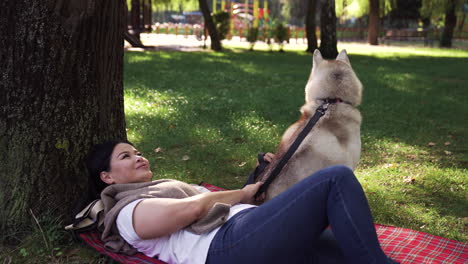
[3,44,466,263]
[124,44,468,244]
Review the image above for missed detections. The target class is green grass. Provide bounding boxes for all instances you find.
[124,44,468,244]
[2,44,466,263]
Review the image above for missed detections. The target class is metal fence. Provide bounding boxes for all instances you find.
[150,23,468,43]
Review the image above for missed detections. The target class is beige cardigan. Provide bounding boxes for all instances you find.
[98,179,231,255]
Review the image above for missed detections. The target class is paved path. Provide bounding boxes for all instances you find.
[125,33,468,52]
[124,33,311,52]
[125,33,210,51]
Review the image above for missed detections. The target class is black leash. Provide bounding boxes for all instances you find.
[254,102,331,198]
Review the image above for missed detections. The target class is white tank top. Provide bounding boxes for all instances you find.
[116,186,256,264]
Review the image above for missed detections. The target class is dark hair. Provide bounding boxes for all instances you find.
[85,140,133,199]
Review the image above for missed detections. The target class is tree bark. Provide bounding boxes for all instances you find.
[458,14,466,32]
[319,0,338,59]
[143,0,153,32]
[0,0,127,239]
[368,0,380,45]
[198,0,223,51]
[440,0,457,48]
[305,0,318,53]
[131,0,142,38]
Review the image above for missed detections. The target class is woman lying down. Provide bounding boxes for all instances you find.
[82,140,399,264]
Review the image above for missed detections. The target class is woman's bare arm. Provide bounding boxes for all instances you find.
[132,182,263,239]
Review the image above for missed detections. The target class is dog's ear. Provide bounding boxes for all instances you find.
[313,49,323,67]
[336,49,351,66]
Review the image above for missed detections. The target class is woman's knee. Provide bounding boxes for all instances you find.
[309,165,356,182]
[312,165,354,177]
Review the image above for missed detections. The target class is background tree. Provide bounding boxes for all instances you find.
[440,0,458,47]
[0,0,127,239]
[131,0,142,39]
[199,0,222,51]
[125,0,146,47]
[319,0,338,58]
[151,0,199,13]
[336,0,369,18]
[368,0,380,45]
[420,0,463,48]
[281,0,308,25]
[386,0,422,28]
[212,11,231,41]
[336,0,395,44]
[336,0,395,18]
[458,10,466,31]
[305,0,319,52]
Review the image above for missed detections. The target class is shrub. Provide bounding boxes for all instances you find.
[247,27,259,51]
[212,11,230,41]
[273,22,289,52]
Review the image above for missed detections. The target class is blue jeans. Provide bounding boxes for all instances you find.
[206,165,397,264]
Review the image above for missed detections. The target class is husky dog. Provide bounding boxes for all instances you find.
[256,49,363,201]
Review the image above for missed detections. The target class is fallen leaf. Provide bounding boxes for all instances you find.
[428,142,436,147]
[444,141,451,146]
[65,248,81,257]
[182,155,190,161]
[444,150,452,155]
[154,147,163,153]
[238,162,247,167]
[403,176,415,184]
[383,163,396,169]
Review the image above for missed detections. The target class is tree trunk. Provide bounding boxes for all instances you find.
[0,0,127,240]
[368,0,380,45]
[319,0,338,59]
[305,0,318,53]
[143,0,152,32]
[458,14,466,32]
[131,0,142,39]
[198,0,223,51]
[440,0,457,48]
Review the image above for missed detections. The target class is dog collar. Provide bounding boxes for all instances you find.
[319,98,352,105]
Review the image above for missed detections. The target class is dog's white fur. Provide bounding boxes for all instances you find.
[256,49,363,201]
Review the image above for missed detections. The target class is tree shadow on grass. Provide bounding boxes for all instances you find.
[350,54,467,170]
[123,50,316,187]
[123,50,467,241]
[124,50,467,171]
[366,181,467,242]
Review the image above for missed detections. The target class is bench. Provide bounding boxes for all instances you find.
[380,29,434,46]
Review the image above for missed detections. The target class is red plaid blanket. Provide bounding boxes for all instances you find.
[79,183,468,264]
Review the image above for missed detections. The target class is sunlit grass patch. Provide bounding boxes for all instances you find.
[359,164,466,242]
[4,42,467,264]
[123,46,468,242]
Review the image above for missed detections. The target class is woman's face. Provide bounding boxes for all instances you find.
[100,143,153,184]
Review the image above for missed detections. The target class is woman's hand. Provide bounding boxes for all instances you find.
[241,182,263,204]
[134,186,257,239]
[256,152,276,166]
[264,152,275,163]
